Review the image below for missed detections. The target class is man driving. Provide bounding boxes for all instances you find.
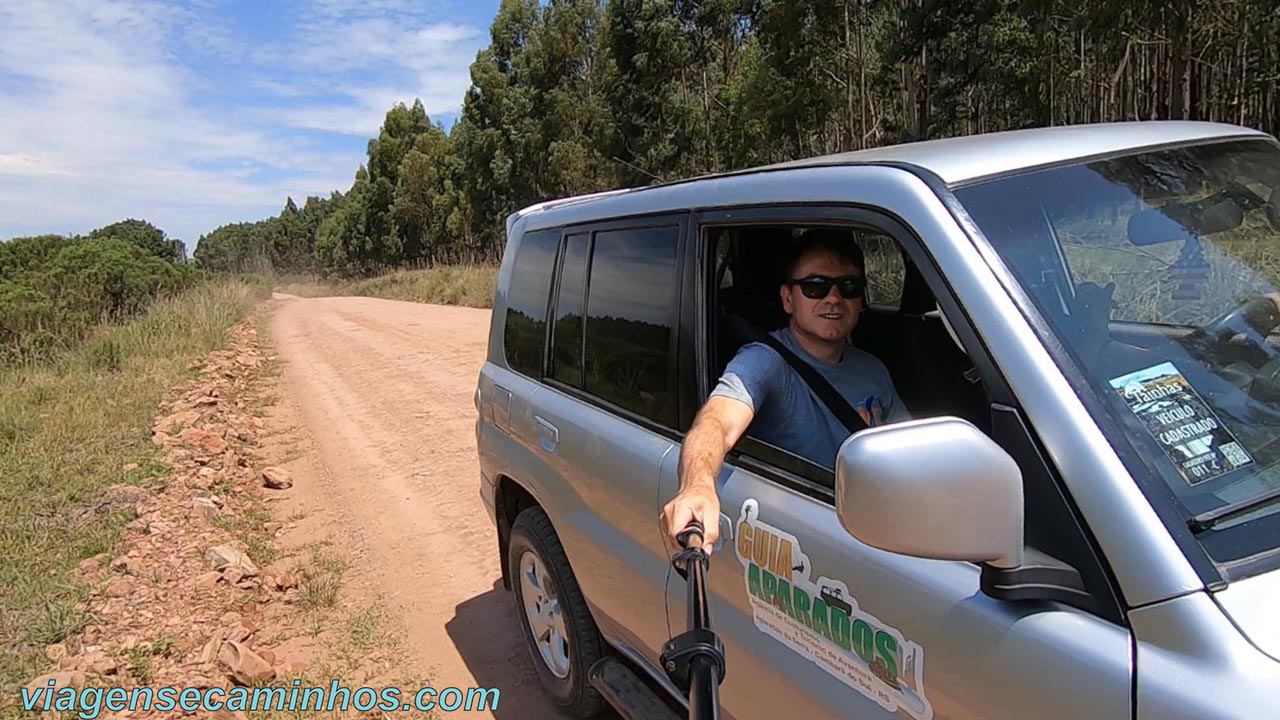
[661,228,910,554]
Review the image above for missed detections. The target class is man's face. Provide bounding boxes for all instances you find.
[780,248,863,342]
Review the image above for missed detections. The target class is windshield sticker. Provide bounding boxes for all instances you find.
[1109,361,1254,485]
[734,498,932,720]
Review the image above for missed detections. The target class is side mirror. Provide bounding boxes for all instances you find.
[834,417,1023,569]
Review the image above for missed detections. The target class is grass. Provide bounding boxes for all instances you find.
[273,264,498,309]
[0,279,266,708]
[248,603,442,720]
[297,550,347,611]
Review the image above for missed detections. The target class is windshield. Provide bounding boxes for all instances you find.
[953,136,1280,570]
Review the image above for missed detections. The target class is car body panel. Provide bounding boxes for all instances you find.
[658,460,1132,720]
[1131,591,1280,719]
[1213,568,1280,664]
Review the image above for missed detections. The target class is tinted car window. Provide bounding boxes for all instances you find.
[584,226,680,427]
[551,233,590,387]
[503,228,560,377]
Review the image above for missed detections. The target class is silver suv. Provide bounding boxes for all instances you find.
[475,121,1280,719]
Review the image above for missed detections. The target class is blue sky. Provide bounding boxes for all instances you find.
[0,0,499,249]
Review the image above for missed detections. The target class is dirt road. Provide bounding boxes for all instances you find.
[265,294,568,720]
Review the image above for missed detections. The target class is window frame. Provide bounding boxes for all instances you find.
[547,231,591,389]
[541,212,690,440]
[684,201,1128,625]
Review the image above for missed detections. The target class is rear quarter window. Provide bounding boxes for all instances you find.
[503,228,560,377]
[583,225,681,427]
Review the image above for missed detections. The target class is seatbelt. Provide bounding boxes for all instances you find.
[752,332,870,435]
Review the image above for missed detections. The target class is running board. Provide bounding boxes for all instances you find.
[588,657,681,720]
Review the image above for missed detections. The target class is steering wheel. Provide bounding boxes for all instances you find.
[1174,295,1280,406]
[1196,295,1280,360]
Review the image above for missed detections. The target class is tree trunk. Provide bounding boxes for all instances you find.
[844,2,854,151]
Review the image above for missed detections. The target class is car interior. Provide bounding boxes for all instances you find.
[707,224,993,443]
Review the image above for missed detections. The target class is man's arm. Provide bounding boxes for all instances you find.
[660,395,755,555]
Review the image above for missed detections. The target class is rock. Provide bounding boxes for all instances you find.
[222,567,245,585]
[205,546,258,577]
[105,577,133,598]
[108,555,140,574]
[263,521,283,534]
[189,673,227,691]
[77,556,103,576]
[159,409,202,432]
[44,644,69,664]
[223,623,253,644]
[24,671,86,701]
[104,484,151,506]
[273,572,298,591]
[193,497,219,521]
[211,710,250,720]
[195,571,222,589]
[122,462,139,472]
[199,638,221,665]
[179,428,228,456]
[217,640,275,686]
[261,467,292,490]
[79,651,118,676]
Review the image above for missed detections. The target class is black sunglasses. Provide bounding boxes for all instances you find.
[788,274,865,300]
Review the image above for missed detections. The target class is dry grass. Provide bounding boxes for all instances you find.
[0,280,266,704]
[273,265,498,309]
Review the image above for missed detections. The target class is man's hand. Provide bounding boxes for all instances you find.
[661,395,754,557]
[661,483,720,556]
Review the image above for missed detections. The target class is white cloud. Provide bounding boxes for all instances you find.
[269,15,485,136]
[0,0,488,244]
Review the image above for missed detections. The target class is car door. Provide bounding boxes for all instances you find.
[661,205,1133,720]
[534,216,691,668]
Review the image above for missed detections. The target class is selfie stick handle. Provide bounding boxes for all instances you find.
[663,520,724,720]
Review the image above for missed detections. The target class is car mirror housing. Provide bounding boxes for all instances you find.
[834,416,1024,569]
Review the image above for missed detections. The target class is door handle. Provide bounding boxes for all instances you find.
[534,416,559,452]
[719,513,733,546]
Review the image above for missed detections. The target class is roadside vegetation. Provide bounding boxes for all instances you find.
[276,264,498,308]
[0,279,266,705]
[0,219,203,367]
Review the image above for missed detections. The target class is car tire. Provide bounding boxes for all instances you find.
[508,505,606,718]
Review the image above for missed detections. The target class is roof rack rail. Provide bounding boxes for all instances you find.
[505,187,638,238]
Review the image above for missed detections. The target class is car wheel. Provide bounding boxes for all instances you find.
[508,505,605,718]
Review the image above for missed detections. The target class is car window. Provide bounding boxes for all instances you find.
[503,228,560,377]
[550,233,589,387]
[694,210,1123,621]
[955,138,1280,572]
[583,225,681,427]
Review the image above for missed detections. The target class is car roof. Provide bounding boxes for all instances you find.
[507,121,1271,234]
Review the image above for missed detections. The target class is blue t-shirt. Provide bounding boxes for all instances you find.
[710,327,910,469]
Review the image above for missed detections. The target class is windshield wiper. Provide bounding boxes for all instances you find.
[1189,485,1280,533]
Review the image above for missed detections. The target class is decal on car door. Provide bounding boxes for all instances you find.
[734,498,932,720]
